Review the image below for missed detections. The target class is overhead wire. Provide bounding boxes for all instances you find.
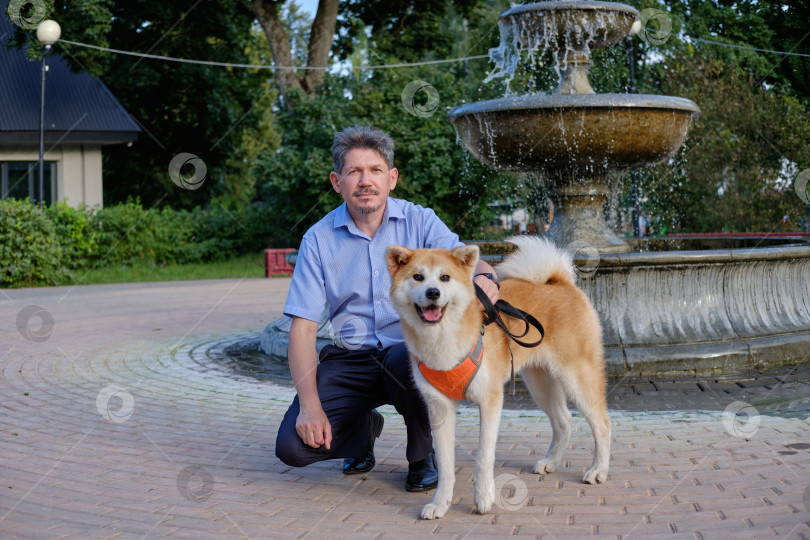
[690,37,810,58]
[55,33,810,72]
[58,39,490,70]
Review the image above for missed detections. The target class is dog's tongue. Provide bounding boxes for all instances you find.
[422,305,442,322]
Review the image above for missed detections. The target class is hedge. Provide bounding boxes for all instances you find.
[0,199,275,287]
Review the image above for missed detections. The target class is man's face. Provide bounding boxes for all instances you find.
[330,148,398,217]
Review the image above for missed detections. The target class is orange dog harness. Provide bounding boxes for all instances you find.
[416,331,484,400]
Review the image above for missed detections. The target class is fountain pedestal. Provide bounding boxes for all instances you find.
[548,177,628,252]
[555,51,595,95]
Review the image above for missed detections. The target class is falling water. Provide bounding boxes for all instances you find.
[485,5,624,96]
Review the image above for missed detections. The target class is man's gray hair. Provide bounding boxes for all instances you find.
[332,126,395,174]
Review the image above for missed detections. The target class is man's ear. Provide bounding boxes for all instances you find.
[388,167,398,192]
[386,246,412,277]
[451,245,479,274]
[329,171,341,193]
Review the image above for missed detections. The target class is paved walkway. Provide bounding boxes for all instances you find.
[1,278,809,539]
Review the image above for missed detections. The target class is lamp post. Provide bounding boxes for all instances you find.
[36,19,60,205]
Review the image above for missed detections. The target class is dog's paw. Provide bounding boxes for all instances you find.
[474,486,494,515]
[533,459,557,475]
[421,502,448,520]
[583,466,608,484]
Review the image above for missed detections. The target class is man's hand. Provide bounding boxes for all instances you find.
[295,405,333,449]
[473,259,500,306]
[473,273,500,306]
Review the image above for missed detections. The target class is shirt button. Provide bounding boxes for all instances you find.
[374,270,379,276]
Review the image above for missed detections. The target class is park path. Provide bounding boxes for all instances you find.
[1,278,809,539]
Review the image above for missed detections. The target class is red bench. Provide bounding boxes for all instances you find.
[265,248,295,277]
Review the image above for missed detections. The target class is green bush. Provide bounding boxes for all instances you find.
[0,198,276,287]
[90,201,162,266]
[0,199,65,287]
[179,202,275,263]
[45,202,99,269]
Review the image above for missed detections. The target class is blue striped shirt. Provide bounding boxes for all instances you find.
[283,197,463,350]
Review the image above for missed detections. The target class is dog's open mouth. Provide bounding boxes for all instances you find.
[415,304,445,324]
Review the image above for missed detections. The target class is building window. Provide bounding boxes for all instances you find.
[1,162,56,204]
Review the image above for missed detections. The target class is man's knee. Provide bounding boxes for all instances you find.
[275,430,312,467]
[276,407,313,467]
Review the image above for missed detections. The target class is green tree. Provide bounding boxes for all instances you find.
[5,0,280,208]
[636,54,810,232]
[626,0,810,233]
[670,0,810,104]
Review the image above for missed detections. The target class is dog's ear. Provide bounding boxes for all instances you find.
[386,246,413,276]
[451,245,479,273]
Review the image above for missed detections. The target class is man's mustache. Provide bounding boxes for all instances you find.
[353,189,380,197]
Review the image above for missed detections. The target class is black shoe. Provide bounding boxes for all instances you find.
[405,450,438,492]
[343,410,384,475]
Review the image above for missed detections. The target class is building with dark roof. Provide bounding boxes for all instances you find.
[1,5,140,207]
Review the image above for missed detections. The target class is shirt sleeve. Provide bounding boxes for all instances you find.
[420,206,464,250]
[283,233,327,322]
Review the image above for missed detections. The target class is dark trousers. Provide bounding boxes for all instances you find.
[275,343,433,467]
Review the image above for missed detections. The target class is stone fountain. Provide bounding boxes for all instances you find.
[448,1,810,375]
[449,1,699,253]
[260,1,810,378]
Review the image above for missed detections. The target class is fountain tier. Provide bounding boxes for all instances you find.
[496,1,639,95]
[449,94,700,252]
[449,94,700,176]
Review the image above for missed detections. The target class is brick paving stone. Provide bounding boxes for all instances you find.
[2,279,809,539]
[654,382,704,392]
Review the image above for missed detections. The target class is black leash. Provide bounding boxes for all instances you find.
[474,284,545,347]
[474,283,545,395]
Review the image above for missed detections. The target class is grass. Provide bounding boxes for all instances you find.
[55,251,284,286]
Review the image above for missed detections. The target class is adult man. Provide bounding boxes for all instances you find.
[275,126,499,491]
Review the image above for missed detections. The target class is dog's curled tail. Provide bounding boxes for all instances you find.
[496,236,577,286]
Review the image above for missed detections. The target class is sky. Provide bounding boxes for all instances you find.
[297,0,319,18]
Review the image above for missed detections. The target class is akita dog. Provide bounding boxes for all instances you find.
[386,236,610,519]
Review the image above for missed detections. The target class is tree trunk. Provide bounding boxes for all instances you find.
[248,0,338,100]
[249,0,303,102]
[300,0,339,94]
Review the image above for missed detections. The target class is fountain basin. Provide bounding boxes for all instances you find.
[449,93,700,176]
[261,237,810,378]
[582,244,810,377]
[500,1,639,51]
[450,93,700,252]
[470,238,810,377]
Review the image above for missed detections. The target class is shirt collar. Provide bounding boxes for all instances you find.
[387,197,405,220]
[333,202,351,230]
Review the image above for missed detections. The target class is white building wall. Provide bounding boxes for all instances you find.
[0,144,104,208]
[82,146,103,208]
